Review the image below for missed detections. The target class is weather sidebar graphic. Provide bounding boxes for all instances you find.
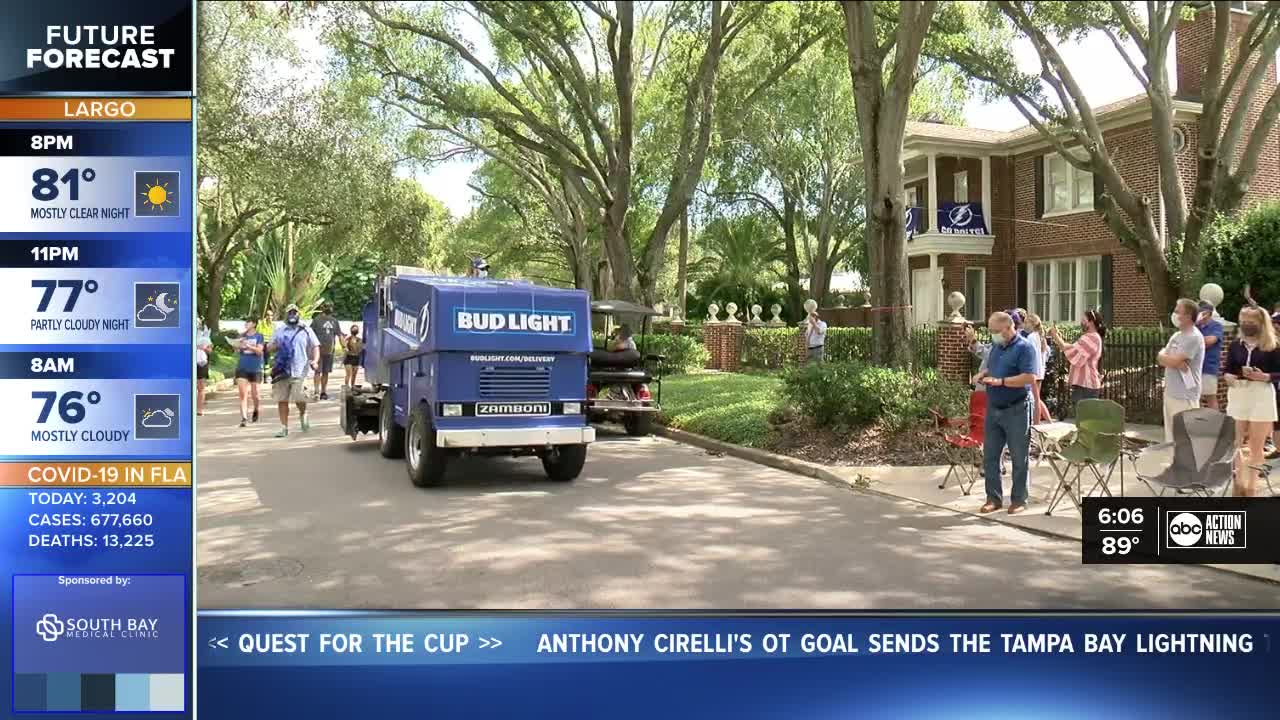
[0,1,197,716]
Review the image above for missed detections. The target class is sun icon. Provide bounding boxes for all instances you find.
[141,178,173,211]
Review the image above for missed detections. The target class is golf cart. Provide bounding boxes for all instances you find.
[587,299,664,436]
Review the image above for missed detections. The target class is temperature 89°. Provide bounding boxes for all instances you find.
[32,168,96,202]
[1097,507,1145,525]
[32,390,101,424]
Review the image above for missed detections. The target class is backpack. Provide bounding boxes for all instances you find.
[271,326,305,382]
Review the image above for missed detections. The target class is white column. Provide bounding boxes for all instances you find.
[929,253,942,323]
[926,153,939,234]
[981,155,992,235]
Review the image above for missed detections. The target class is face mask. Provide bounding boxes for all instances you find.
[286,314,300,325]
[1170,312,1181,327]
[1242,323,1260,336]
[991,333,1007,347]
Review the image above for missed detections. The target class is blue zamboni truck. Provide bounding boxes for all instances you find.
[339,268,595,487]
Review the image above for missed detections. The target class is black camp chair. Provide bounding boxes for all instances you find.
[1133,409,1235,497]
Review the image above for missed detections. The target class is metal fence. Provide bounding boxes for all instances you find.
[970,328,1167,424]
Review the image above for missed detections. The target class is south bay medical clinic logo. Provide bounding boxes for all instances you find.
[1166,511,1247,549]
[34,613,160,643]
[36,613,64,642]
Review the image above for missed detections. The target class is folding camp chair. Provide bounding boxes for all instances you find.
[932,391,987,496]
[1134,409,1235,497]
[1042,399,1126,516]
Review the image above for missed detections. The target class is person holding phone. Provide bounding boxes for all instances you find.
[1222,305,1280,496]
[1050,308,1106,408]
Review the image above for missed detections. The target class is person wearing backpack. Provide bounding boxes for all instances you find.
[269,303,320,437]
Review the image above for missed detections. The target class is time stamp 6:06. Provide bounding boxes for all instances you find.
[1094,507,1146,557]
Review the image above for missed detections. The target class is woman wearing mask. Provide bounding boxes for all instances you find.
[343,325,363,389]
[1023,313,1052,422]
[235,318,264,427]
[1049,309,1106,409]
[1222,305,1280,496]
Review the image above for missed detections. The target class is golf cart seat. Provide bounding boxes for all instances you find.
[590,368,653,384]
[589,348,641,367]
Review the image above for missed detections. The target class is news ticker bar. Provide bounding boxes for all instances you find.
[1082,497,1280,564]
[196,613,1276,668]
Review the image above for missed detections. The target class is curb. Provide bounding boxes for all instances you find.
[654,425,1280,587]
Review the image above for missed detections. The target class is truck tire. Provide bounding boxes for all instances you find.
[378,393,404,459]
[623,413,653,437]
[541,443,587,482]
[406,406,448,488]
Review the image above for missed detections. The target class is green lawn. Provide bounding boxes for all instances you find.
[659,372,783,448]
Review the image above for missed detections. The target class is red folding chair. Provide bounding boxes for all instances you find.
[932,391,987,495]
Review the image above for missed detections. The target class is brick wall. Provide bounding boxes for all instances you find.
[935,321,972,385]
[1176,7,1280,204]
[701,323,744,372]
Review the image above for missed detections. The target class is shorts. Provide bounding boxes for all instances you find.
[272,377,307,403]
[235,369,262,383]
[318,353,334,374]
[1163,394,1200,443]
[196,364,209,380]
[1201,374,1218,396]
[1227,381,1278,424]
[344,354,360,367]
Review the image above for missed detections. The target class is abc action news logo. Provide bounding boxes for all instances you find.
[1167,511,1246,550]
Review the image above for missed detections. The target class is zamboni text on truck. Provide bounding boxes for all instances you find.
[340,268,595,487]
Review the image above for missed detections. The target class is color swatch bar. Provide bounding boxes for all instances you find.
[13,672,184,711]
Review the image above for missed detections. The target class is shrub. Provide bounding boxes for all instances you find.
[781,362,967,431]
[1203,202,1280,321]
[826,327,873,363]
[741,328,796,369]
[642,333,710,375]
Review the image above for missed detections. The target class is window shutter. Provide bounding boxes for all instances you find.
[1100,255,1114,326]
[1092,170,1104,214]
[1017,262,1029,310]
[1033,156,1045,219]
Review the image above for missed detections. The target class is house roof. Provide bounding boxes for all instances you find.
[904,94,1194,152]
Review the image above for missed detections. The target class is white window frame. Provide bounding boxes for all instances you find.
[964,267,986,322]
[1043,151,1094,216]
[1027,256,1104,324]
[953,171,969,203]
[904,186,919,211]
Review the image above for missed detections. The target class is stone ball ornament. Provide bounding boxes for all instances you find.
[1199,283,1224,308]
[706,303,720,323]
[947,291,967,320]
[803,299,818,314]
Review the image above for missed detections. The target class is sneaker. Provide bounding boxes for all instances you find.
[274,427,289,438]
[320,393,329,401]
[300,417,310,432]
[239,418,247,428]
[252,409,259,423]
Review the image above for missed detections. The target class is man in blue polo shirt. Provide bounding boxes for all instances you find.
[975,311,1037,514]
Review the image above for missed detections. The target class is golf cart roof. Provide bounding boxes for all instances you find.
[590,299,661,316]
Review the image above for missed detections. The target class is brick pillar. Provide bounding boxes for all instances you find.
[936,320,972,385]
[702,323,720,369]
[1216,324,1236,412]
[720,323,744,372]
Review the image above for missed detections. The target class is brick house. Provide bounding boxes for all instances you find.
[901,1,1280,328]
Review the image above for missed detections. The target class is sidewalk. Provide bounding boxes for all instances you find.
[659,422,1279,586]
[826,421,1278,584]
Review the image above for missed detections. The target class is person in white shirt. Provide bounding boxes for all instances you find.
[805,310,828,364]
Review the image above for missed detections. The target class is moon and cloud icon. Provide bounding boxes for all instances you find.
[135,282,181,328]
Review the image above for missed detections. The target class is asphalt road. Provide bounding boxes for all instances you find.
[196,385,1280,609]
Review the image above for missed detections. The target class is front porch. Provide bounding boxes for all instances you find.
[903,146,998,326]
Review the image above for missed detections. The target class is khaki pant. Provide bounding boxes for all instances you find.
[1163,394,1199,443]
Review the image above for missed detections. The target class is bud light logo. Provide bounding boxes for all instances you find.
[454,309,574,335]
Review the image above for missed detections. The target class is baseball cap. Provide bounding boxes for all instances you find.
[284,303,300,314]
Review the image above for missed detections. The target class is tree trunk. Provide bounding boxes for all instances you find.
[204,261,228,334]
[868,155,912,368]
[676,207,690,316]
[781,194,805,319]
